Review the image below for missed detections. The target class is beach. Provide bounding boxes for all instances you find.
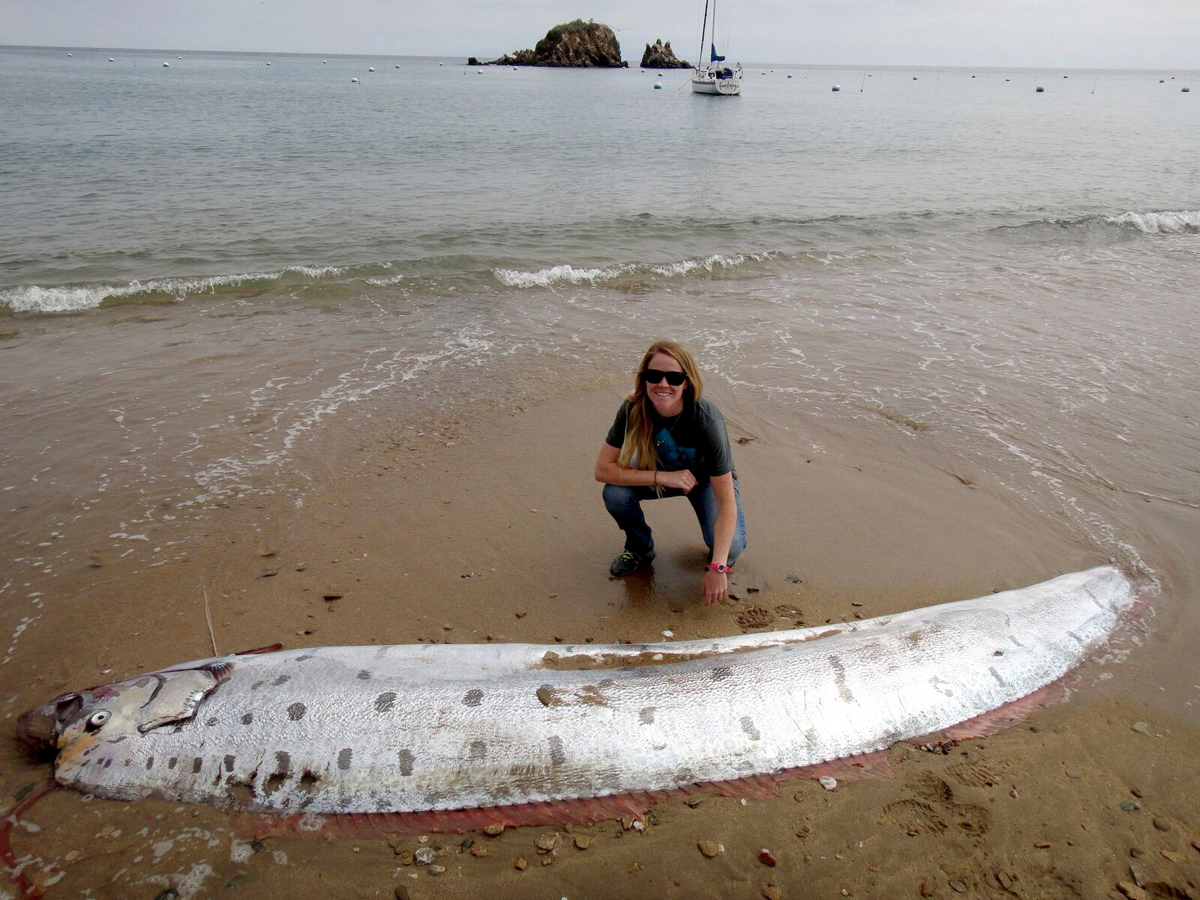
[2,47,1200,897]
[4,377,1200,898]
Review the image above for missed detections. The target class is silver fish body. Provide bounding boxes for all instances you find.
[20,566,1134,814]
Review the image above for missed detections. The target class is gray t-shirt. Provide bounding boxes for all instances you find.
[605,396,737,480]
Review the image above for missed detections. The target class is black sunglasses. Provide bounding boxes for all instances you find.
[643,368,687,387]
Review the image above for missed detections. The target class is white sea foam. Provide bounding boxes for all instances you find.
[494,252,775,288]
[0,265,350,315]
[1105,210,1200,234]
[494,263,636,288]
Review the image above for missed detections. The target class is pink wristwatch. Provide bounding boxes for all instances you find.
[708,562,729,574]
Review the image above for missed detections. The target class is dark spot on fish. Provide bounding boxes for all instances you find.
[146,756,154,769]
[422,791,446,806]
[548,735,566,766]
[536,685,554,706]
[104,759,113,768]
[463,689,483,707]
[272,675,291,686]
[224,755,236,773]
[469,740,487,761]
[192,757,203,774]
[298,770,320,792]
[599,678,615,687]
[168,757,177,769]
[639,707,657,725]
[206,717,219,727]
[338,748,352,770]
[275,751,290,774]
[712,666,733,681]
[374,691,396,713]
[398,749,415,776]
[356,669,372,680]
[830,656,855,703]
[251,681,264,691]
[288,702,306,721]
[265,772,287,794]
[678,767,697,783]
[740,716,761,741]
[241,713,254,725]
[296,654,313,662]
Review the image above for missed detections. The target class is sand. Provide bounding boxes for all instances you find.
[3,381,1198,899]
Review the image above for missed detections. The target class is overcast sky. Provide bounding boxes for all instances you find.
[4,0,1198,69]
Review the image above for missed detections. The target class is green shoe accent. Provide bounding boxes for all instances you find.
[609,549,655,577]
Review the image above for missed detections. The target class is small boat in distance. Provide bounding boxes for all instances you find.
[691,0,742,95]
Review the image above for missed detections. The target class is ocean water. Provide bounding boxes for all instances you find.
[1,47,1199,693]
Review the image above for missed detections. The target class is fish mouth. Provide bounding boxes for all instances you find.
[16,693,80,757]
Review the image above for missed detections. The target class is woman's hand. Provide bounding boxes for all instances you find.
[702,569,728,605]
[658,469,698,493]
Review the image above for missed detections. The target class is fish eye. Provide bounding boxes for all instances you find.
[85,710,111,731]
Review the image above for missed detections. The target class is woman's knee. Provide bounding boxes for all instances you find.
[602,483,640,515]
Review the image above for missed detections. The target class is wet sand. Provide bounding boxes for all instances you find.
[4,381,1199,899]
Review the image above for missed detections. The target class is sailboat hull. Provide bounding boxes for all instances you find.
[691,68,742,95]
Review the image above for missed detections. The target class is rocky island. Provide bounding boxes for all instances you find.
[477,19,627,68]
[641,39,690,69]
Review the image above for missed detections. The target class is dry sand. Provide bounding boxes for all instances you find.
[3,381,1199,899]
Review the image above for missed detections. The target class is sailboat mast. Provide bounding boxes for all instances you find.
[698,0,710,68]
[712,0,717,66]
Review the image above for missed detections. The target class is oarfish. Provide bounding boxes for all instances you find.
[19,566,1135,815]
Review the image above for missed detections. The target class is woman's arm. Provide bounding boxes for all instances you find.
[594,445,697,492]
[702,472,737,605]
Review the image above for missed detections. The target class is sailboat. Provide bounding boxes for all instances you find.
[690,0,742,95]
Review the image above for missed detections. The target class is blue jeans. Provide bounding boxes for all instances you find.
[602,477,747,562]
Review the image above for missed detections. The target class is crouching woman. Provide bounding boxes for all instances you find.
[594,340,747,605]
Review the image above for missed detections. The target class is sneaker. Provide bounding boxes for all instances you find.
[609,549,655,577]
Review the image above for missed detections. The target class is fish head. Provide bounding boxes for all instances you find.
[18,665,224,767]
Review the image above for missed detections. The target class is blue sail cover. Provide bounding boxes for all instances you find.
[710,43,725,62]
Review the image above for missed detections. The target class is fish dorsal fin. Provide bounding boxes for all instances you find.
[237,643,284,656]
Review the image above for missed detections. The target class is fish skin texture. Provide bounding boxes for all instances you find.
[33,566,1134,814]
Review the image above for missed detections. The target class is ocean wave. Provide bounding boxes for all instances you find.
[494,252,777,288]
[1104,210,1200,234]
[0,265,350,315]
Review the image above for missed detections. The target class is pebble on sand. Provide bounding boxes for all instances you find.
[1117,882,1149,900]
[762,887,782,900]
[514,857,528,870]
[574,835,591,850]
[819,776,838,791]
[1131,721,1151,735]
[484,823,505,835]
[698,840,721,858]
[758,849,777,866]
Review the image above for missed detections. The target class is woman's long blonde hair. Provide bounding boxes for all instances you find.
[618,340,704,474]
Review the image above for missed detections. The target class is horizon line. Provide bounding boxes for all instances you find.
[2,44,1197,74]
